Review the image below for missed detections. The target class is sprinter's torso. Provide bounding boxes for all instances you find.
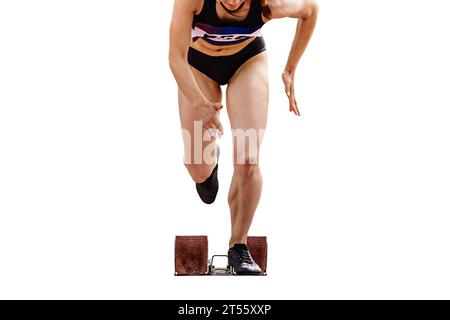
[191,0,266,57]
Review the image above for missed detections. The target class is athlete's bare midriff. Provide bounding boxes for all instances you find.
[190,36,256,57]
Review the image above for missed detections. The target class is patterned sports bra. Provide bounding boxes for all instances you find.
[190,0,266,57]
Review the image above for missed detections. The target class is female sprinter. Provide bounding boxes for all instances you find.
[169,0,318,274]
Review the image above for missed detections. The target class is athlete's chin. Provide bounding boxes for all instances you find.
[222,0,244,10]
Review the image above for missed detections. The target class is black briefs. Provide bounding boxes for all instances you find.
[188,36,266,86]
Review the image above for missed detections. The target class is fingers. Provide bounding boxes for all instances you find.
[289,87,295,111]
[284,78,297,116]
[203,115,223,140]
[282,71,301,117]
[205,127,222,141]
[213,117,224,136]
[213,102,223,111]
[285,77,300,117]
[210,103,224,135]
[292,99,300,116]
[284,79,291,98]
[198,103,223,139]
[287,87,299,116]
[203,128,217,141]
[204,120,221,134]
[290,86,300,116]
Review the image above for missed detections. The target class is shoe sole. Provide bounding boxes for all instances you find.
[229,266,262,275]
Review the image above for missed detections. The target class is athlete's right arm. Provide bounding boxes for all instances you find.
[168,0,207,105]
[169,0,224,136]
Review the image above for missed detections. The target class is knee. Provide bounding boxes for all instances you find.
[234,152,258,166]
[233,162,260,179]
[233,153,259,178]
[185,163,212,183]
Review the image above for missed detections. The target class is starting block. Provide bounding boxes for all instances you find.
[174,236,267,276]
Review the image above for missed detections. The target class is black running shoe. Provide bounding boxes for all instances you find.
[228,243,262,275]
[195,146,220,204]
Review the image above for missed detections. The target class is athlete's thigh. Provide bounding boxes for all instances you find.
[226,52,269,164]
[178,67,222,164]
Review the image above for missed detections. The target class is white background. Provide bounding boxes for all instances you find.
[1,0,449,299]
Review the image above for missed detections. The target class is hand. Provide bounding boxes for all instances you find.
[193,99,224,140]
[282,69,300,116]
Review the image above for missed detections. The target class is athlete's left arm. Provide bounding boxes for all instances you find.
[268,0,319,116]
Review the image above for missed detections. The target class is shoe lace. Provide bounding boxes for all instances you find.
[234,246,253,264]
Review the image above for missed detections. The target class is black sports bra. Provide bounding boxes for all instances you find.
[193,0,265,28]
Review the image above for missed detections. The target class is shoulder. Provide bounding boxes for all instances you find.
[172,0,203,15]
[301,0,319,18]
[265,0,318,20]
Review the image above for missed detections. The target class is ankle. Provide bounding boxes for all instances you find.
[229,238,247,248]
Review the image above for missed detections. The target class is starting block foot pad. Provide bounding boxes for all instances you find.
[247,236,268,274]
[174,236,208,275]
